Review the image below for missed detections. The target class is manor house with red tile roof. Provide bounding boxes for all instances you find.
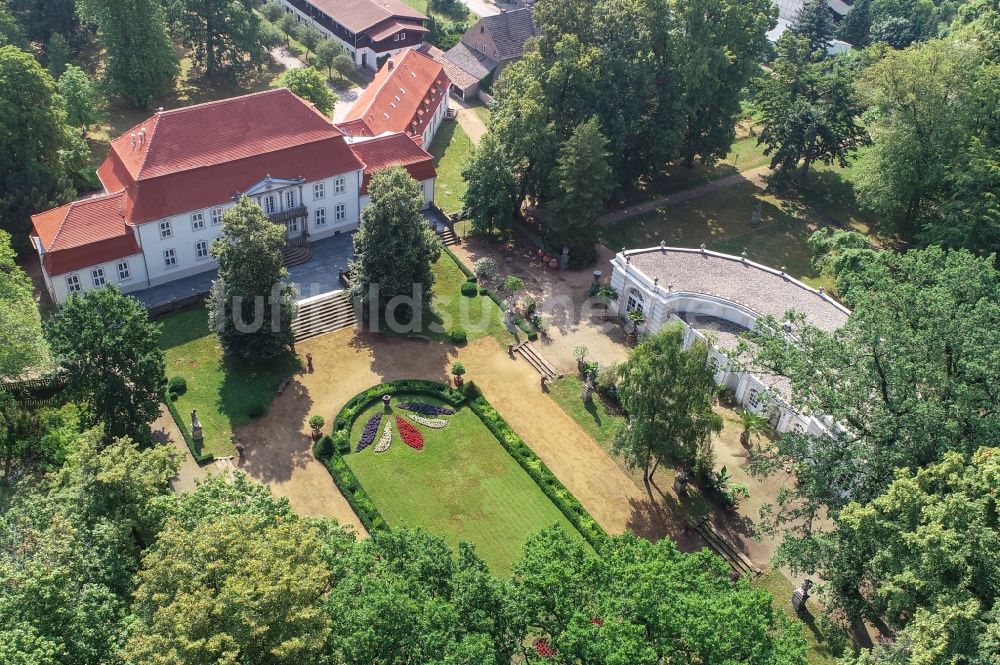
[30,88,435,304]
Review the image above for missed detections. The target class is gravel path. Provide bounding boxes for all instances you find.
[236,329,678,541]
[598,165,771,227]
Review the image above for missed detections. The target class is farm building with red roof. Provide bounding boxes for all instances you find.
[337,48,451,147]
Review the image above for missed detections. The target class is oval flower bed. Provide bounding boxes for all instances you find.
[396,416,424,450]
[406,413,448,428]
[356,413,382,452]
[399,402,455,416]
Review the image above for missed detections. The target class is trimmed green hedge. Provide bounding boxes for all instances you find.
[463,384,607,549]
[163,392,214,464]
[441,244,476,281]
[319,379,607,549]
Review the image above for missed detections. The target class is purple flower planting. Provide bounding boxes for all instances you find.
[398,402,455,416]
[356,413,382,452]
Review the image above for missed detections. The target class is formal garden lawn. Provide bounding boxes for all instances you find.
[157,306,300,458]
[345,393,584,575]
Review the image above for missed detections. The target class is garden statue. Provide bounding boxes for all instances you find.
[581,374,594,403]
[791,579,813,612]
[191,409,203,442]
[673,468,690,496]
[559,246,569,270]
[306,352,314,373]
[751,201,762,227]
[592,270,602,289]
[382,394,391,412]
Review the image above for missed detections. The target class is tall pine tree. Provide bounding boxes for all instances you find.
[791,0,835,59]
[547,117,612,267]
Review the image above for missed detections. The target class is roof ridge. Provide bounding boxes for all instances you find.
[134,112,162,180]
[157,87,286,117]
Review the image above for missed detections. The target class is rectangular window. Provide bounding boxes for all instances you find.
[66,274,81,292]
[164,248,177,268]
[91,267,106,287]
[191,212,205,230]
[159,220,172,239]
[335,202,346,222]
[334,176,345,194]
[195,240,209,259]
[285,190,296,208]
[313,182,325,199]
[117,261,131,281]
[211,207,224,225]
[314,207,326,227]
[263,195,275,214]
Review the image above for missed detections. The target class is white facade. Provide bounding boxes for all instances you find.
[40,166,434,304]
[609,249,843,437]
[44,250,149,305]
[421,92,449,146]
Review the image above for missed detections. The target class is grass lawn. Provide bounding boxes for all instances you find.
[754,569,843,665]
[383,250,516,345]
[611,136,771,208]
[547,375,624,448]
[157,306,301,458]
[599,182,840,292]
[428,120,472,215]
[467,98,491,126]
[345,393,584,575]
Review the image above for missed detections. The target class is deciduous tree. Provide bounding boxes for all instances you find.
[125,513,332,664]
[348,167,440,307]
[78,0,178,107]
[45,286,166,444]
[295,22,322,62]
[208,195,297,359]
[281,66,336,115]
[315,38,352,79]
[461,131,518,236]
[177,0,270,78]
[58,64,101,132]
[0,230,47,380]
[613,323,722,480]
[739,245,1000,589]
[0,45,84,245]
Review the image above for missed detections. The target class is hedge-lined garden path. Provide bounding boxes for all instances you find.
[235,328,680,542]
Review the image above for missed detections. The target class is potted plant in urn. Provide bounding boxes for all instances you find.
[451,362,466,387]
[308,414,325,441]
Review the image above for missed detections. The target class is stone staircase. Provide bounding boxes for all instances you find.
[282,240,313,268]
[291,290,356,342]
[691,515,761,578]
[436,225,460,246]
[514,342,559,380]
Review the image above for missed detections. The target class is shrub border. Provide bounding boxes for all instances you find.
[315,379,607,549]
[163,393,214,464]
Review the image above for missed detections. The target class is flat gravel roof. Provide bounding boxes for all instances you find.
[624,247,850,332]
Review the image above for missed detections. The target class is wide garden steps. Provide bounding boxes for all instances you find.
[291,290,356,342]
[282,242,313,268]
[436,226,460,246]
[514,342,559,380]
[691,515,761,578]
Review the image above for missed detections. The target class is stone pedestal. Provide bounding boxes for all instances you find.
[791,579,813,612]
[191,409,203,442]
[382,394,391,413]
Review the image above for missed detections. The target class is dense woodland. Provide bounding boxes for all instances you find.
[1,0,1000,663]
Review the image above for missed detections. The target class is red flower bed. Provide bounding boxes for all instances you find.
[533,638,556,658]
[396,416,424,450]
